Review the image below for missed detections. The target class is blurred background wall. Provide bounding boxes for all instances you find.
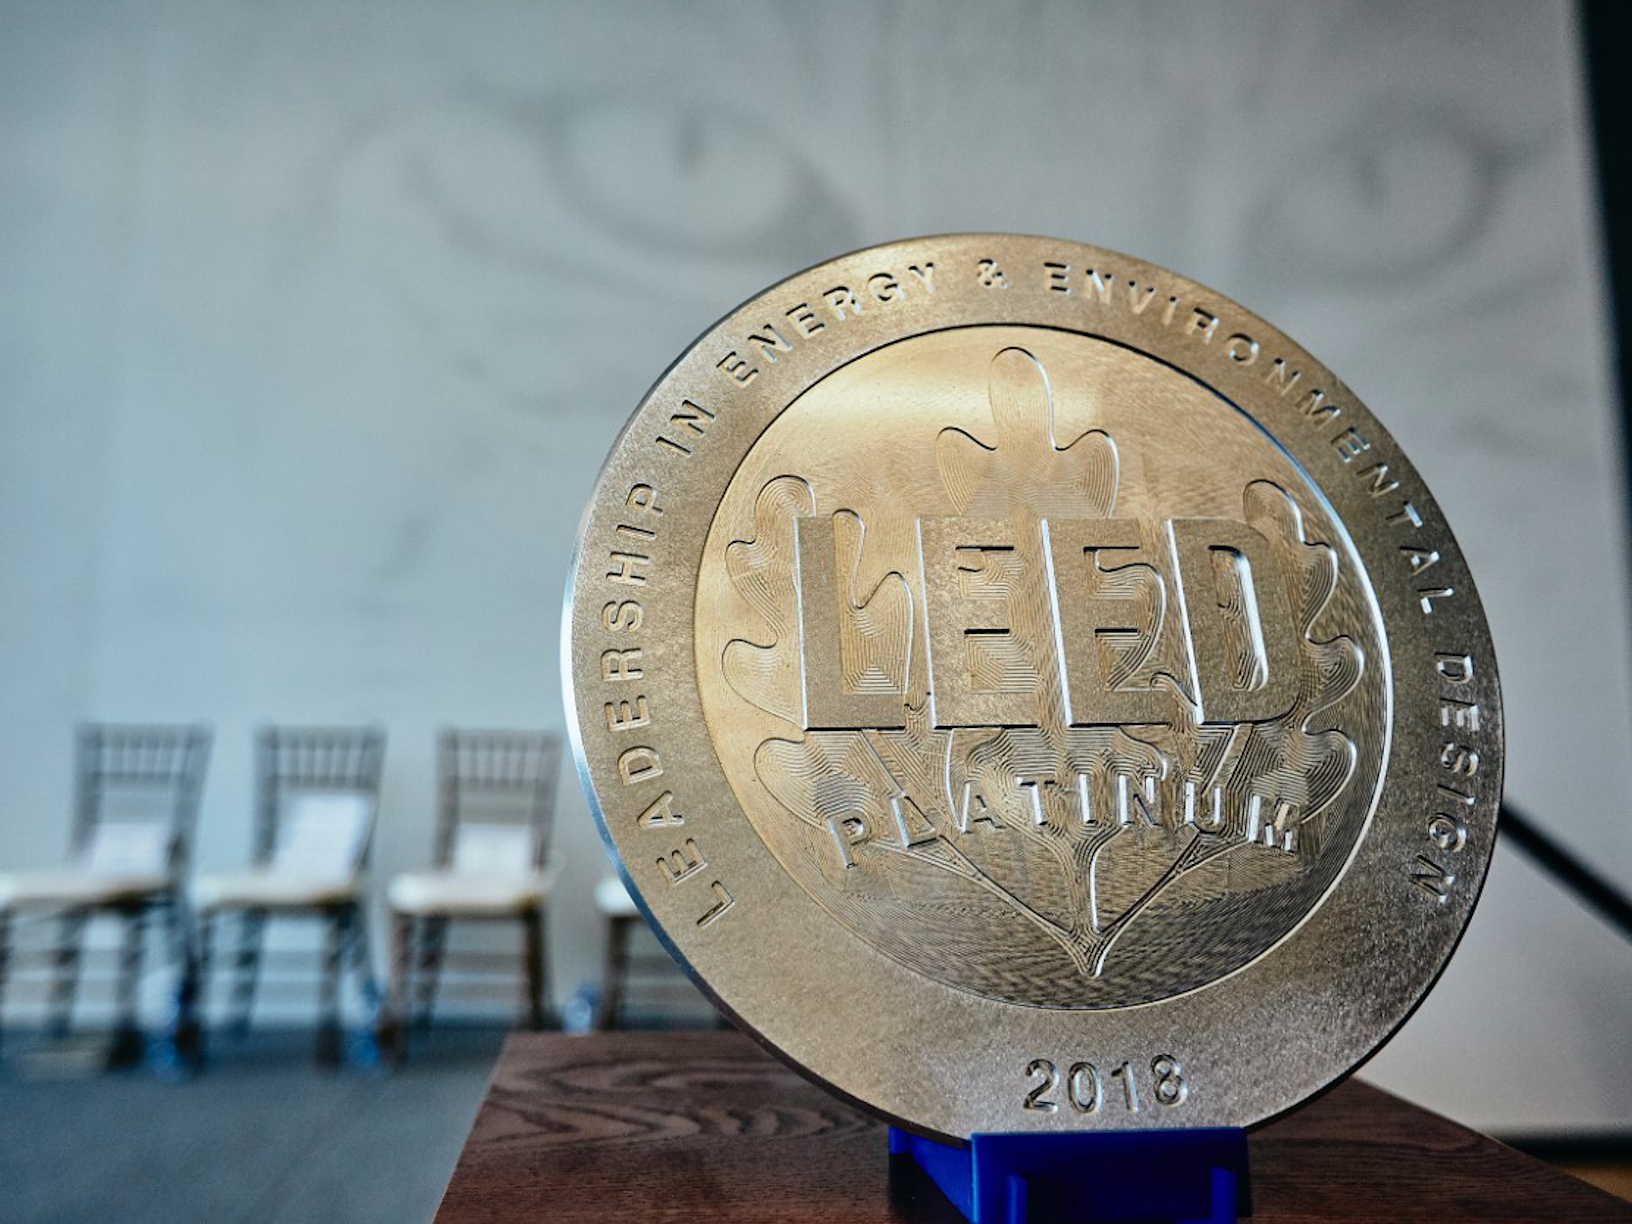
[1,0,1628,1134]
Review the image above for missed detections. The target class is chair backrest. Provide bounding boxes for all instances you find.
[436,729,560,874]
[72,723,212,876]
[254,725,385,874]
[270,790,376,880]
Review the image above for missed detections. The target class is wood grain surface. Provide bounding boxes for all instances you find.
[433,1032,1632,1223]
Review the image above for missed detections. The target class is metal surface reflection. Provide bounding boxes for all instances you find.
[565,235,1502,1139]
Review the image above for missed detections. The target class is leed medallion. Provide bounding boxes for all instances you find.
[564,235,1501,1139]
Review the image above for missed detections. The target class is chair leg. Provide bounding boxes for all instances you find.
[105,906,148,1068]
[346,904,373,1001]
[194,909,217,1056]
[412,916,448,1031]
[166,899,204,1069]
[389,912,414,1017]
[0,909,12,1056]
[48,908,89,1038]
[596,915,631,1032]
[345,903,382,1064]
[316,906,347,1067]
[380,911,414,1065]
[162,896,186,965]
[538,906,553,1028]
[229,908,266,1038]
[522,907,546,1031]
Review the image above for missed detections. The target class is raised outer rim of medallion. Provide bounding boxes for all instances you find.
[562,234,1503,1141]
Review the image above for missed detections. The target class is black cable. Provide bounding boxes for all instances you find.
[1500,803,1632,944]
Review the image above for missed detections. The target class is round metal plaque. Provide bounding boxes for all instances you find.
[564,235,1501,1138]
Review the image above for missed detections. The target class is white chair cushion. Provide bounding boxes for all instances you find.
[594,875,640,917]
[0,868,169,908]
[81,821,172,876]
[271,791,374,879]
[192,869,361,910]
[387,869,552,915]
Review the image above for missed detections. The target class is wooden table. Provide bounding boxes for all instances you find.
[434,1032,1632,1222]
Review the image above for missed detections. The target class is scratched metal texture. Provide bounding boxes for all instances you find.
[567,235,1502,1137]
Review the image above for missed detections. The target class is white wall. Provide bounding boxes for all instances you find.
[1,0,1628,1133]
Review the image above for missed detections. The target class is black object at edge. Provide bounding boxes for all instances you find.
[1579,2,1632,947]
[1500,803,1632,944]
[1582,2,1630,472]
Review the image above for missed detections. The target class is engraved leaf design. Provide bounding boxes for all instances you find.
[936,347,1119,517]
[730,346,1375,997]
[755,714,1109,977]
[723,476,814,722]
[1229,480,1363,856]
[755,732,893,838]
[1095,480,1364,936]
[725,482,915,723]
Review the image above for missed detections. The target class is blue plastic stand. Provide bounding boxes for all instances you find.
[889,1125,1250,1224]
